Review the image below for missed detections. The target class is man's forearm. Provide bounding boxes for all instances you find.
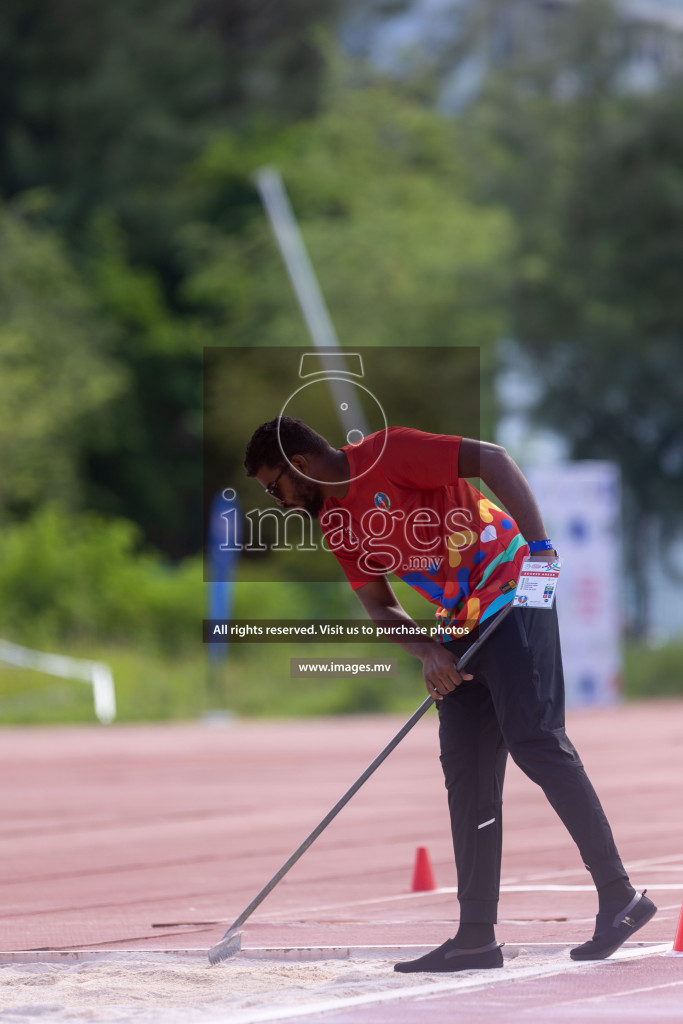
[357,586,473,699]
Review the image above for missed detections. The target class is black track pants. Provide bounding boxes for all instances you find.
[438,605,627,925]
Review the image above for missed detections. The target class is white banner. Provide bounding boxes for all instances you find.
[524,462,622,707]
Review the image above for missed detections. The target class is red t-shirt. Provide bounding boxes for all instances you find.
[319,427,528,633]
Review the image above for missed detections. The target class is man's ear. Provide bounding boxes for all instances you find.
[289,453,309,476]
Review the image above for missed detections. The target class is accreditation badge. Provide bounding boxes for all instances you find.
[512,559,561,610]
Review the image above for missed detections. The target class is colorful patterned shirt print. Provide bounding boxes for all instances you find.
[319,427,528,633]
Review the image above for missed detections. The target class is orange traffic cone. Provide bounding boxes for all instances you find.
[673,901,683,954]
[411,846,436,892]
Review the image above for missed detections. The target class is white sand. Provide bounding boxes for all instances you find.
[0,946,570,1024]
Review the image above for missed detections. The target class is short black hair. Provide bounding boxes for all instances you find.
[244,416,330,476]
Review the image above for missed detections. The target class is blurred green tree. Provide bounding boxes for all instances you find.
[0,0,346,557]
[0,208,122,517]
[184,83,512,429]
[0,0,342,260]
[457,0,683,632]
[80,214,207,557]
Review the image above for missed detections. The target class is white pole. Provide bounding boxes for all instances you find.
[253,167,369,438]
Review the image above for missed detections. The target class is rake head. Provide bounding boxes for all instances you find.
[208,930,242,965]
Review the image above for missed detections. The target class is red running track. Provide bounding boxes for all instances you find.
[1,699,682,1021]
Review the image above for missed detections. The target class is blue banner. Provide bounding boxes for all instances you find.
[207,489,241,662]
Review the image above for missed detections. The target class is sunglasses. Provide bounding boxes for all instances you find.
[264,463,288,500]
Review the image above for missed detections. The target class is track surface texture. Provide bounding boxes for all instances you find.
[1,698,682,1022]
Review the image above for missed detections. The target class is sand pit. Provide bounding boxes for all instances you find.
[1,943,668,1024]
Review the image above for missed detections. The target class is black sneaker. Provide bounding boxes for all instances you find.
[570,890,657,961]
[394,939,504,973]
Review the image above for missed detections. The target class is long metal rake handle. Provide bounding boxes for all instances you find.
[214,602,513,945]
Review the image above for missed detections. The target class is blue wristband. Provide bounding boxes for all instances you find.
[528,539,554,553]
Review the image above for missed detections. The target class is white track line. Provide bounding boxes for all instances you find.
[1,943,670,966]
[252,882,683,922]
[503,853,683,885]
[543,976,683,1008]
[206,944,673,1024]
[500,884,683,892]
